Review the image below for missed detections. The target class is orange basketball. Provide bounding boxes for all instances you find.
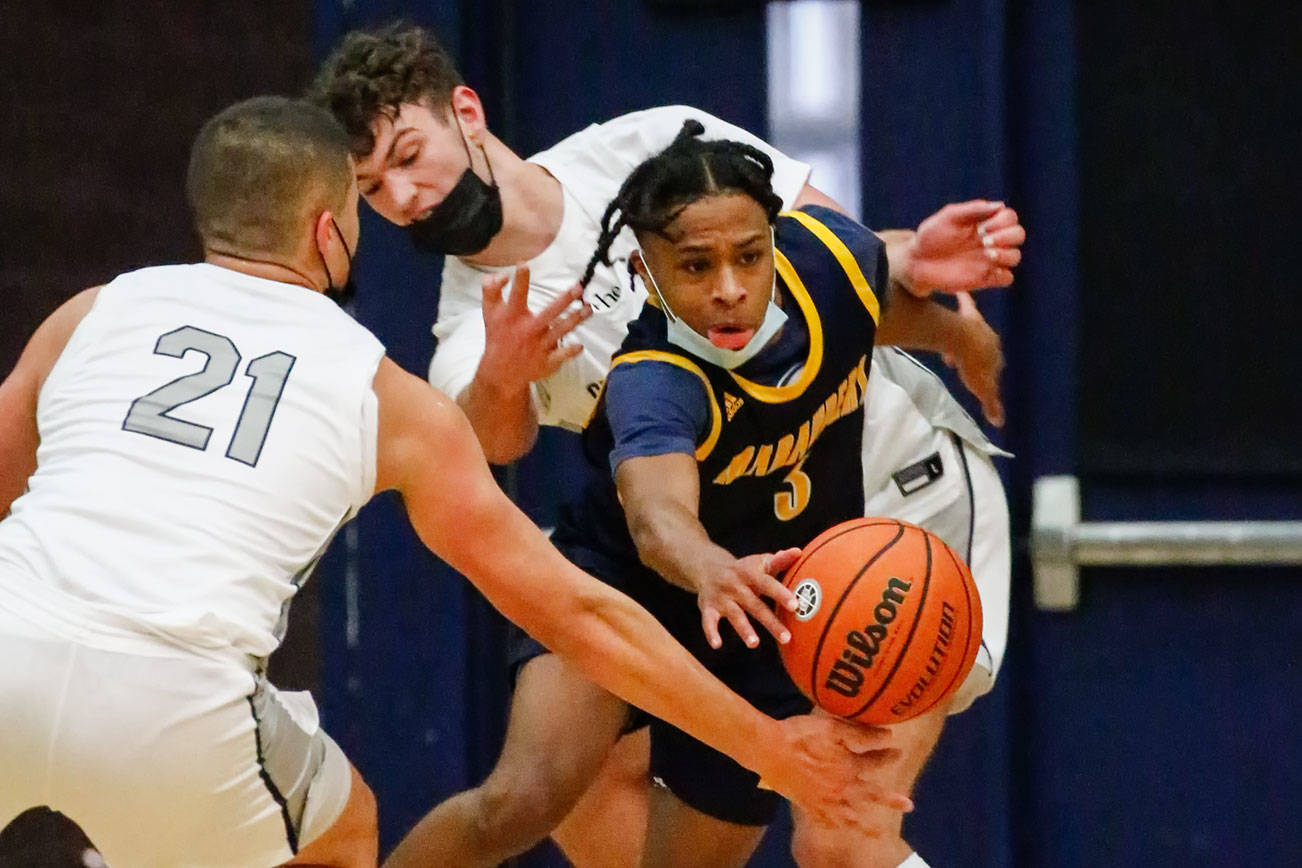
[778,517,982,725]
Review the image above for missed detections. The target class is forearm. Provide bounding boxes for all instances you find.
[874,290,966,354]
[878,228,928,299]
[456,373,538,464]
[626,498,733,594]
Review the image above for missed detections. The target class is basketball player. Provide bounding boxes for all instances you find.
[0,97,916,868]
[478,125,972,867]
[313,24,1015,868]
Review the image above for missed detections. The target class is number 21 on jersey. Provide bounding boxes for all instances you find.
[122,325,294,468]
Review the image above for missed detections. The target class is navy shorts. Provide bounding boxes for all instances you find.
[505,531,811,827]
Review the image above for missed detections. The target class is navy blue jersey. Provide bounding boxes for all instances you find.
[564,205,886,564]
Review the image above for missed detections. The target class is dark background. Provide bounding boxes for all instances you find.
[2,0,1298,865]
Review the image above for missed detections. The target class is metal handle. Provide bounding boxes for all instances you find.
[1031,476,1302,610]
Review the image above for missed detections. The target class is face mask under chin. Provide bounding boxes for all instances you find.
[406,170,503,255]
[406,110,504,256]
[638,249,787,371]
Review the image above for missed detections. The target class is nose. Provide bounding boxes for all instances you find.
[714,265,747,307]
[392,176,422,222]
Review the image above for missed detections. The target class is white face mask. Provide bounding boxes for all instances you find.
[637,233,787,370]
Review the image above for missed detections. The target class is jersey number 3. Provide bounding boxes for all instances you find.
[122,326,295,467]
[774,454,813,521]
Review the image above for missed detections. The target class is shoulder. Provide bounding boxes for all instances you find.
[610,349,711,392]
[778,205,876,251]
[531,105,730,169]
[589,105,728,140]
[778,206,884,279]
[18,286,102,392]
[778,206,886,317]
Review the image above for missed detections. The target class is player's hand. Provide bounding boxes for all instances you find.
[756,712,913,829]
[900,201,1024,296]
[697,548,802,650]
[942,292,1006,427]
[477,266,592,394]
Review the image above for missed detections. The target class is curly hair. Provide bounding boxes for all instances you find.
[580,120,784,288]
[308,22,464,157]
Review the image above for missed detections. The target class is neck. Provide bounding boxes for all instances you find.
[204,250,323,293]
[461,134,564,267]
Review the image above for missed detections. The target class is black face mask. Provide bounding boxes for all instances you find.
[320,217,357,307]
[407,116,502,256]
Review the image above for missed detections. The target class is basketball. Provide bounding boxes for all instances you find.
[778,518,983,725]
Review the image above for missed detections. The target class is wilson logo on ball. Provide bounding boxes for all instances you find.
[778,518,982,726]
[792,579,822,621]
[823,576,912,698]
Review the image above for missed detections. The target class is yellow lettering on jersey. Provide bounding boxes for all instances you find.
[771,432,797,470]
[714,446,756,486]
[711,355,868,488]
[835,377,851,419]
[791,419,811,465]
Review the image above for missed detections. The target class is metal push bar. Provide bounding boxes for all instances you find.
[1030,476,1302,610]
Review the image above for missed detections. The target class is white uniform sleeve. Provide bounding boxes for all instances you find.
[601,105,812,208]
[427,257,493,398]
[427,310,484,399]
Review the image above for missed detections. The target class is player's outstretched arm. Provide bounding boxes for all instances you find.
[371,359,912,826]
[0,288,100,516]
[791,187,1023,300]
[616,451,801,650]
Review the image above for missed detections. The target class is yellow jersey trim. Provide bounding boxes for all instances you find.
[783,209,881,324]
[725,247,824,403]
[609,350,723,461]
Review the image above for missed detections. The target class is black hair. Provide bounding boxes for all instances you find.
[308,22,465,157]
[186,96,352,258]
[580,120,784,288]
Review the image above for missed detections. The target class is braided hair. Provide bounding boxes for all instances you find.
[580,120,784,289]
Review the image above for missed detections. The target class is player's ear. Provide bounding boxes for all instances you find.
[630,249,649,284]
[312,211,335,257]
[449,85,487,145]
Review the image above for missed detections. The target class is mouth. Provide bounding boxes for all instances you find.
[707,325,755,350]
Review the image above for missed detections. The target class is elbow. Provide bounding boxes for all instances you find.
[481,434,534,465]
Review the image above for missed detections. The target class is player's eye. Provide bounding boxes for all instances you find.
[738,250,761,266]
[682,259,710,276]
[399,146,420,167]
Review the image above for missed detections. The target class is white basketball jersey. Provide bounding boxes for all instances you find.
[0,263,384,660]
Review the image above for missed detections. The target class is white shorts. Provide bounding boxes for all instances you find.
[0,604,351,868]
[862,431,1011,714]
